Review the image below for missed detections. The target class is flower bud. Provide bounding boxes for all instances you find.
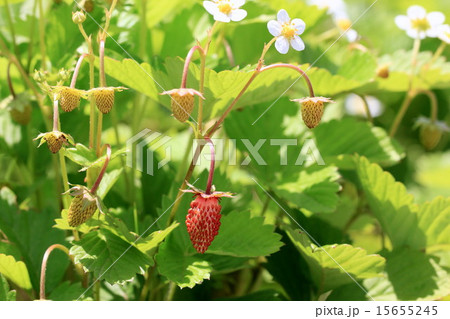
[72,11,86,24]
[33,70,47,83]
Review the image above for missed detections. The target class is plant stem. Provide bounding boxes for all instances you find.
[389,91,416,137]
[101,0,118,41]
[52,98,59,132]
[6,62,16,98]
[204,138,215,194]
[39,244,70,300]
[260,63,315,97]
[90,144,111,195]
[26,0,38,72]
[3,0,20,59]
[59,152,70,208]
[429,42,447,66]
[416,89,438,122]
[38,0,46,70]
[164,282,176,301]
[181,46,205,88]
[389,38,421,137]
[166,39,277,225]
[0,38,51,130]
[70,54,87,88]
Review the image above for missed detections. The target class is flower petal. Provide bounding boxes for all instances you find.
[395,15,410,30]
[407,5,426,19]
[427,11,445,27]
[203,1,218,15]
[230,9,247,21]
[214,12,231,22]
[290,35,305,51]
[267,20,282,36]
[406,28,425,39]
[345,29,358,42]
[275,36,290,54]
[232,0,245,8]
[277,9,290,23]
[292,18,306,35]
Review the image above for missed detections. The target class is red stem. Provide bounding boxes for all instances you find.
[204,138,215,194]
[70,53,87,88]
[90,144,111,194]
[6,62,16,98]
[40,244,70,300]
[260,63,315,97]
[181,45,205,88]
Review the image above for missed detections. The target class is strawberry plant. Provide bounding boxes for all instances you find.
[0,0,449,302]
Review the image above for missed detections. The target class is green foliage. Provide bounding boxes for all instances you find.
[0,274,16,301]
[70,228,151,285]
[0,254,32,291]
[285,227,385,295]
[0,0,449,302]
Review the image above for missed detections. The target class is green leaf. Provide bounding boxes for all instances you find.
[417,197,450,250]
[70,228,152,285]
[136,223,179,257]
[96,168,123,200]
[314,118,405,169]
[275,166,341,213]
[355,156,423,249]
[156,234,213,288]
[337,51,377,83]
[47,281,87,301]
[0,274,16,301]
[207,211,283,257]
[0,254,32,290]
[366,249,450,301]
[376,50,450,91]
[286,227,385,294]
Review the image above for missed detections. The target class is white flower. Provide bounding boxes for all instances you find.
[203,0,247,23]
[308,0,348,20]
[345,94,384,118]
[437,24,450,44]
[267,9,306,54]
[395,5,445,39]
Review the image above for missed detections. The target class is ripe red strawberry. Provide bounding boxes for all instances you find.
[183,183,233,254]
[186,196,222,254]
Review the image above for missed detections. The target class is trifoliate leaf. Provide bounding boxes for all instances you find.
[70,228,152,285]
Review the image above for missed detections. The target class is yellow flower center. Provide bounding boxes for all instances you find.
[281,23,296,39]
[336,18,351,31]
[218,1,232,15]
[445,31,450,39]
[411,18,430,31]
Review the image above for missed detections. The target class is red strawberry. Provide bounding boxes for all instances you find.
[183,183,233,254]
[186,196,222,254]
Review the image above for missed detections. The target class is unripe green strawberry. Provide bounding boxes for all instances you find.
[292,97,334,129]
[67,193,98,227]
[415,117,449,151]
[90,87,124,114]
[420,124,442,151]
[10,103,32,125]
[60,87,83,112]
[161,88,205,123]
[84,0,94,13]
[34,131,74,154]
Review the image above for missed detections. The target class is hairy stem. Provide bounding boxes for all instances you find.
[204,138,215,194]
[39,244,70,300]
[358,94,373,123]
[70,54,87,89]
[90,144,111,195]
[6,62,16,98]
[260,63,315,97]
